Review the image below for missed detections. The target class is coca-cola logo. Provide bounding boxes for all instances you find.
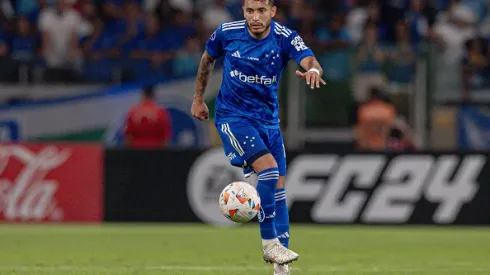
[0,145,71,221]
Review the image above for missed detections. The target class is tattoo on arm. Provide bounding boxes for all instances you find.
[195,52,216,101]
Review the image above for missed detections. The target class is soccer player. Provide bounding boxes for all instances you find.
[190,0,325,274]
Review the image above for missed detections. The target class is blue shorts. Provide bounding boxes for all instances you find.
[216,120,286,177]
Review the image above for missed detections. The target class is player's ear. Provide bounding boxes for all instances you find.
[271,5,277,17]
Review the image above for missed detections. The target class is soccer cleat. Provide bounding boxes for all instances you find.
[274,263,290,275]
[263,242,299,265]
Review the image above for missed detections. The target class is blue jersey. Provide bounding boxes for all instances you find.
[205,20,314,128]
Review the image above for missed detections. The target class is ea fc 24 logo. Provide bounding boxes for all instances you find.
[286,154,486,224]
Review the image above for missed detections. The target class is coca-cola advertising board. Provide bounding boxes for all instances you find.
[0,143,102,223]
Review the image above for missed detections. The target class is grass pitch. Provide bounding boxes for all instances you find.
[0,223,489,274]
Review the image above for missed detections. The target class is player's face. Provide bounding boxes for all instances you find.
[243,0,276,37]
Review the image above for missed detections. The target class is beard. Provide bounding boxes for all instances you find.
[248,20,271,36]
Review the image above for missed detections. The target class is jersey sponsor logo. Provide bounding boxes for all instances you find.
[229,70,277,85]
[291,35,309,51]
[286,154,486,224]
[210,31,216,41]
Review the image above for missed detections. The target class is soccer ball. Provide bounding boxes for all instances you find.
[219,181,261,223]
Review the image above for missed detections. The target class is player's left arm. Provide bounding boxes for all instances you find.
[297,56,326,89]
[285,30,326,89]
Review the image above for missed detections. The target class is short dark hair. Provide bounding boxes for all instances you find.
[143,85,155,98]
[243,0,274,7]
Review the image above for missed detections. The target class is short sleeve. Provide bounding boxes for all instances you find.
[205,25,224,59]
[285,31,314,64]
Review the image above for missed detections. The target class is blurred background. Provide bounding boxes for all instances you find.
[0,1,490,273]
[0,0,488,151]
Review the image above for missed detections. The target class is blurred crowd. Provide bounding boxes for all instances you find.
[0,0,487,86]
[0,0,486,150]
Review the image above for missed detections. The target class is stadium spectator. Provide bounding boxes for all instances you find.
[433,3,477,93]
[168,8,196,49]
[38,0,82,81]
[202,0,234,32]
[387,20,416,121]
[168,0,193,13]
[100,0,127,23]
[173,36,201,77]
[124,86,173,149]
[463,37,489,93]
[119,0,145,44]
[356,87,397,151]
[77,0,102,41]
[11,16,39,62]
[354,20,388,103]
[433,3,477,66]
[403,0,438,44]
[129,15,174,75]
[315,13,352,82]
[0,0,487,107]
[153,0,174,29]
[346,0,371,44]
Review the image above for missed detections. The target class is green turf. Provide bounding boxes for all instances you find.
[0,224,489,274]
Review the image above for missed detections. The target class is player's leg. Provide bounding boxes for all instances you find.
[265,129,290,248]
[274,176,291,275]
[216,122,278,244]
[250,153,280,243]
[216,121,298,265]
[267,130,292,274]
[251,153,298,266]
[275,176,289,247]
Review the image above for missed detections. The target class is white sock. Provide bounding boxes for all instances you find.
[262,238,279,247]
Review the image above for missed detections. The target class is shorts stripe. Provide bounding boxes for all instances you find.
[221,123,245,156]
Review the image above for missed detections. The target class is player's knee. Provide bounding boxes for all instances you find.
[250,153,278,174]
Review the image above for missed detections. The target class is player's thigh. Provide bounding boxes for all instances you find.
[266,128,287,177]
[216,122,271,169]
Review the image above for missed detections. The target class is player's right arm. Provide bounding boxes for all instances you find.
[191,27,223,121]
[191,51,215,120]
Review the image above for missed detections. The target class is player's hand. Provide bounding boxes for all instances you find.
[191,100,209,121]
[296,70,327,89]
